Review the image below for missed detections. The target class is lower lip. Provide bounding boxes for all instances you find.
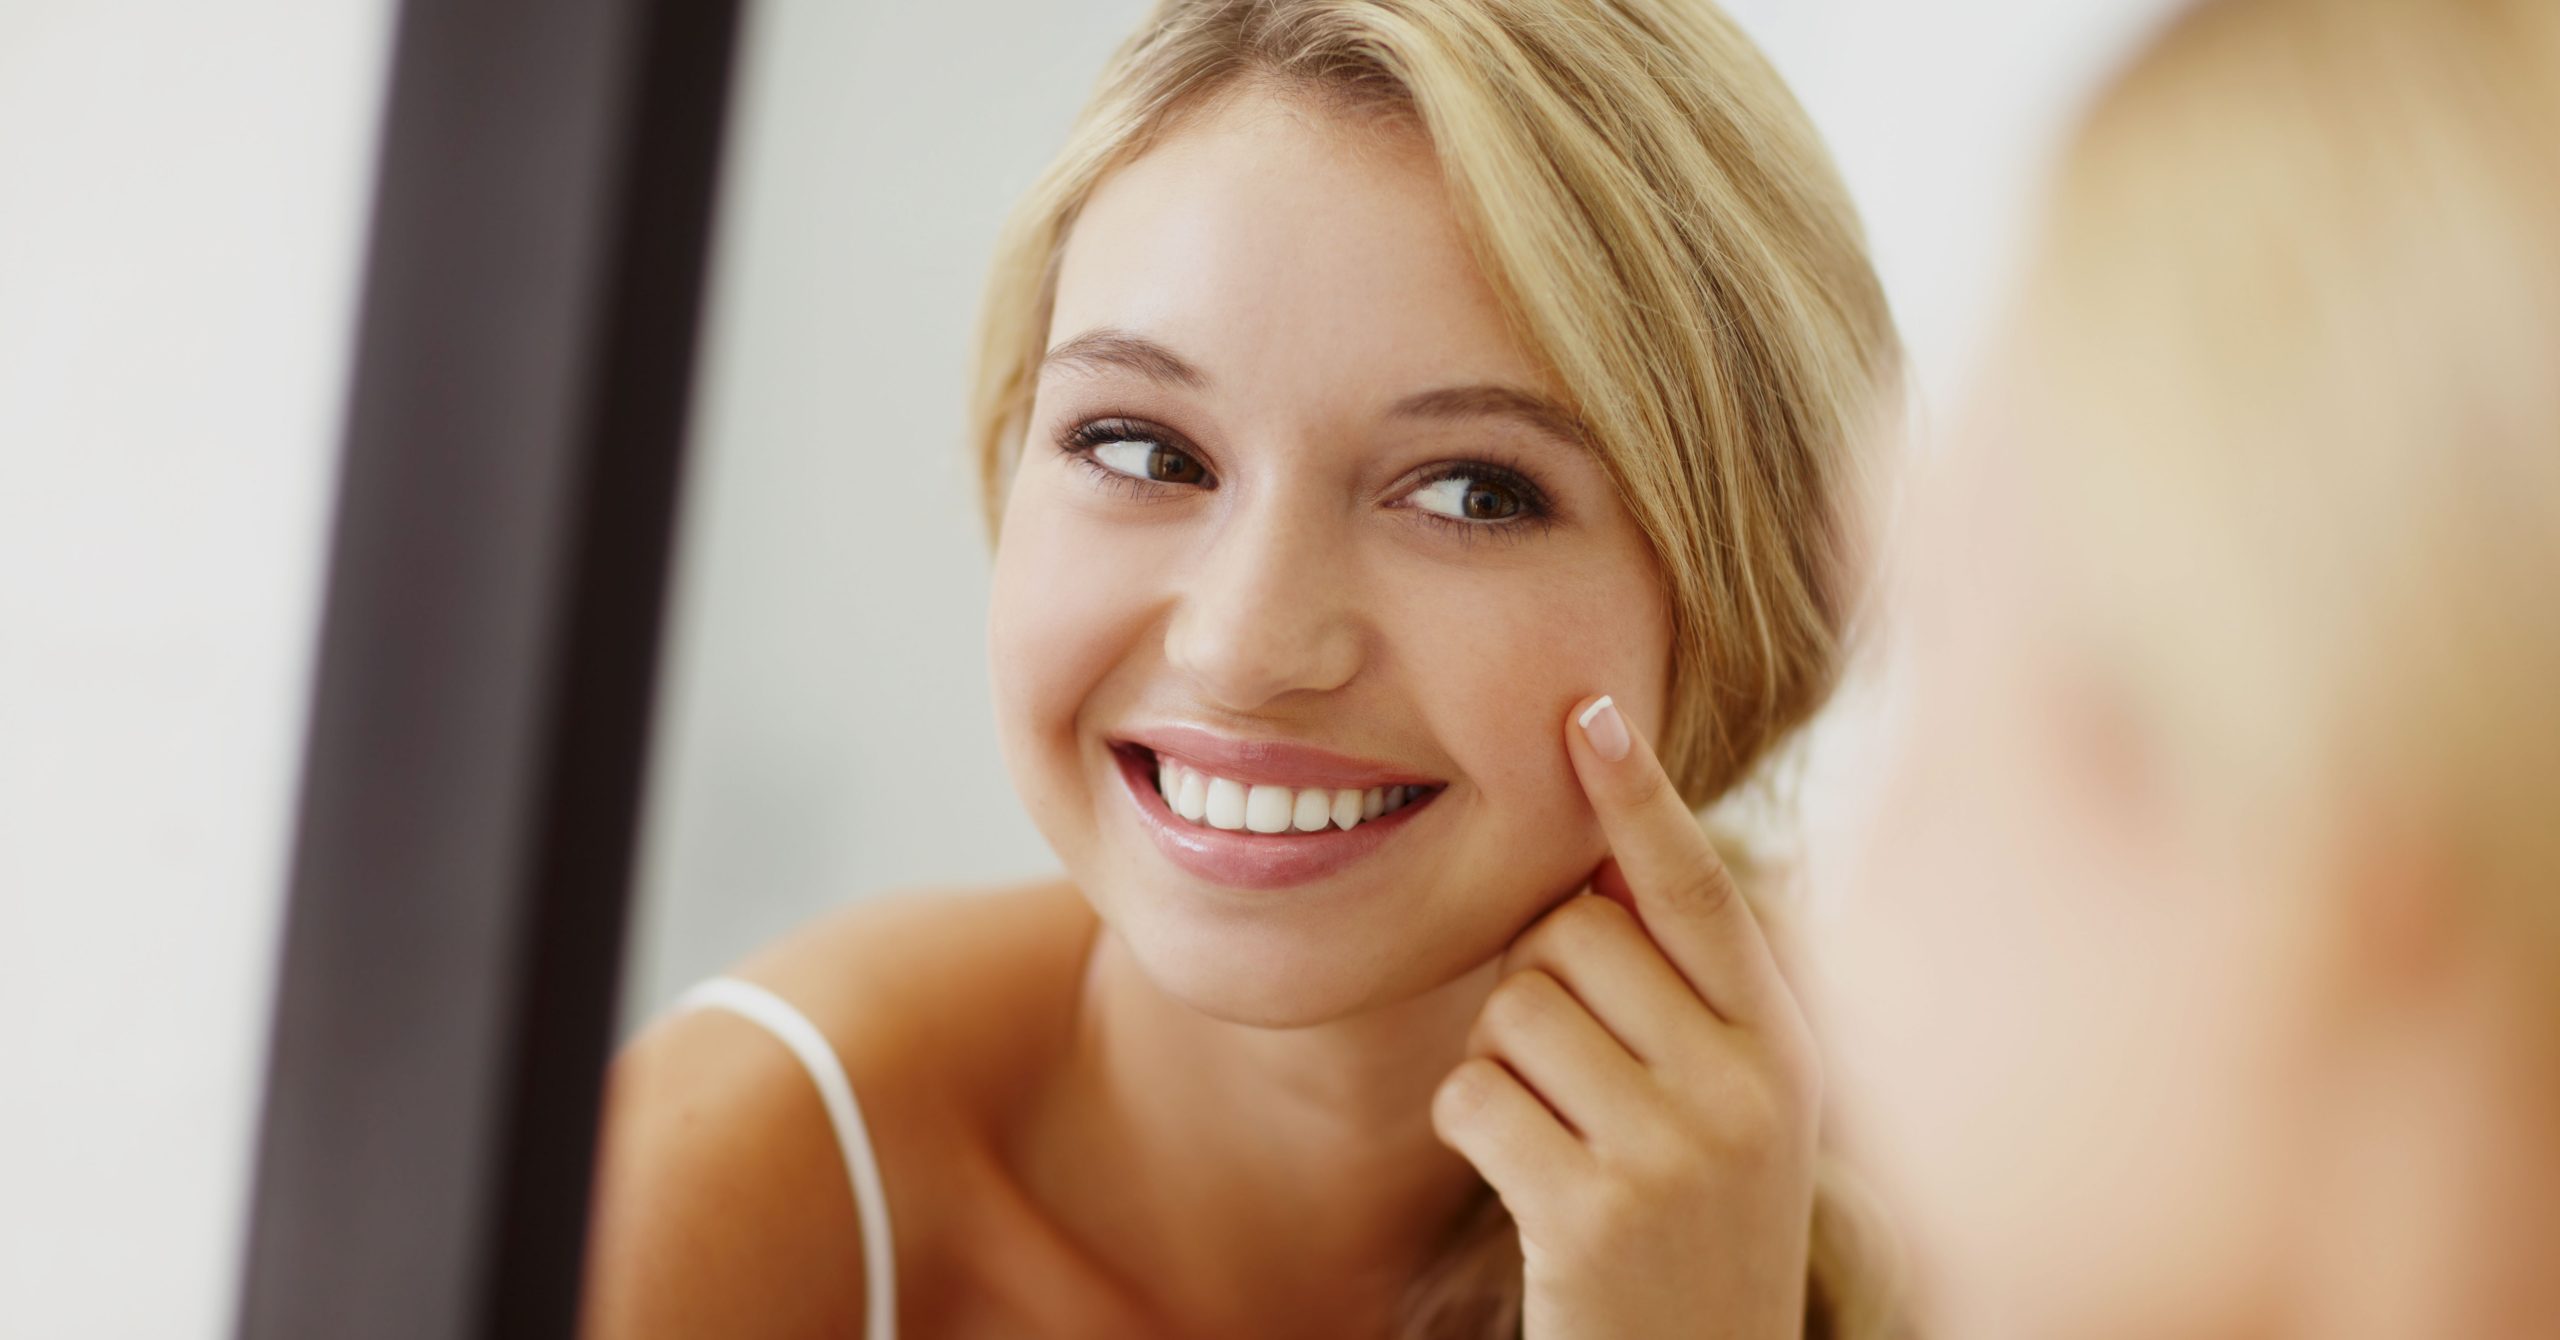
[1109,744,1438,891]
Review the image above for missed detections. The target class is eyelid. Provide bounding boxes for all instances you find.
[1054,415,1218,495]
[1399,457,1557,518]
[1388,458,1563,548]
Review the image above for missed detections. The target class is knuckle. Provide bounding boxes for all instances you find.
[1485,969,1562,1034]
[1552,893,1629,954]
[1510,896,1610,969]
[1600,1095,1690,1174]
[1557,1171,1651,1265]
[1707,1067,1813,1159]
[1663,864,1739,918]
[1615,760,1680,815]
[1433,1057,1505,1131]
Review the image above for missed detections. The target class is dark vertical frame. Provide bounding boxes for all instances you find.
[235,0,743,1335]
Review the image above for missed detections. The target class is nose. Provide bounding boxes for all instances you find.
[1161,486,1365,713]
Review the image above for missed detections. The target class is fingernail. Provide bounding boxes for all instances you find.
[1577,695,1630,762]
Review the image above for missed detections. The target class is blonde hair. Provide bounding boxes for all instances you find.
[2002,0,2560,965]
[968,0,1902,807]
[965,1,1908,1335]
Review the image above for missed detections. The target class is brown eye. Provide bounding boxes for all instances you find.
[1092,436,1207,485]
[1411,474,1524,522]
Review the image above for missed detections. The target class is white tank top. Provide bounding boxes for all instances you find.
[672,975,898,1340]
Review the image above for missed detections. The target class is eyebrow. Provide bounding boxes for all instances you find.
[1040,327,1209,390]
[1039,326,1591,450]
[1386,384,1589,452]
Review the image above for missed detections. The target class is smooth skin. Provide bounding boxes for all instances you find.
[1451,694,1822,1340]
[581,700,1819,1340]
[582,83,1818,1340]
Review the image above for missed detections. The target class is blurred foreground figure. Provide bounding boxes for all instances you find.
[1823,1,2560,1338]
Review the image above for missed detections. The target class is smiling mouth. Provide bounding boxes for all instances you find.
[1109,741,1444,835]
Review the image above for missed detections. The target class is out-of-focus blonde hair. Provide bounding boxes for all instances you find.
[964,2,1908,1336]
[1999,0,2560,965]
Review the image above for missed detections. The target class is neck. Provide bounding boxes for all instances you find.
[1031,917,1500,1339]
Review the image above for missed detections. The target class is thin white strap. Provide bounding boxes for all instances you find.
[672,976,897,1340]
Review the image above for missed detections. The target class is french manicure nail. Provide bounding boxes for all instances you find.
[1577,695,1630,762]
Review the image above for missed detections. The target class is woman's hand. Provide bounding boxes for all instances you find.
[1430,694,1822,1340]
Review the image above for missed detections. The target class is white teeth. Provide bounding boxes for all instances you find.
[1244,784,1294,834]
[1204,776,1249,830]
[1174,769,1208,822]
[1146,753,1430,836]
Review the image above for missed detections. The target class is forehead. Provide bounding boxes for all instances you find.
[1046,85,1552,412]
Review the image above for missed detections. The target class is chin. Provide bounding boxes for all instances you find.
[1099,875,1466,1028]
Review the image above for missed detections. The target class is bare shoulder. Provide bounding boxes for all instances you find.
[579,876,1096,1339]
[738,875,1098,1068]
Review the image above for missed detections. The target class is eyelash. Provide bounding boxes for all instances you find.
[1052,416,1562,547]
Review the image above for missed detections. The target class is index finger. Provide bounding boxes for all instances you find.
[1564,692,1790,1027]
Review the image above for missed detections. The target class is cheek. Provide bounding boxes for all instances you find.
[987,467,1158,829]
[1398,556,1670,891]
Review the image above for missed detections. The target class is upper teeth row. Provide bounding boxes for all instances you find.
[1154,757,1423,833]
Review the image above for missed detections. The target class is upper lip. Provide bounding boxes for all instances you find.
[1114,723,1444,791]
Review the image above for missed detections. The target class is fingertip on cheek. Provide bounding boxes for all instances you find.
[1575,693,1631,762]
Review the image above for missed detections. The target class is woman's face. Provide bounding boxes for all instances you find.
[986,85,1673,1027]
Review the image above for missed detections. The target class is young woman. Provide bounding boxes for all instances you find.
[581,2,1903,1336]
[1821,0,2560,1337]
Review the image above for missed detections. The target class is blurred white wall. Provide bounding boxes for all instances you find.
[0,1,2177,1336]
[617,0,1166,1036]
[620,0,2185,1031]
[0,2,394,1336]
